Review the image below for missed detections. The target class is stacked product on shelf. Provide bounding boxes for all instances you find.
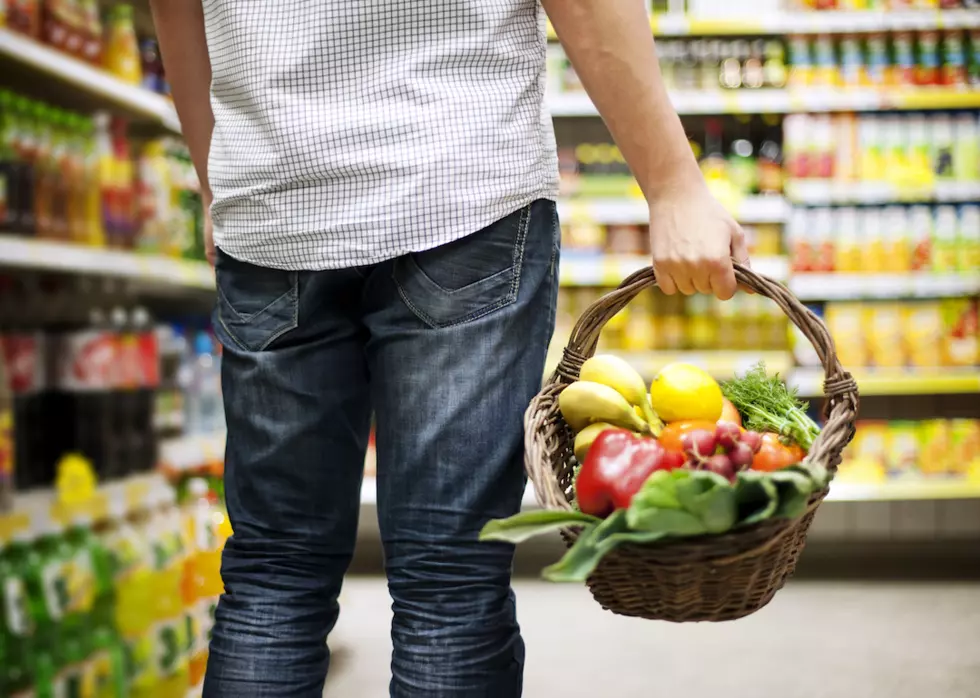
[2,0,167,93]
[840,417,980,482]
[784,111,980,196]
[789,203,980,273]
[0,90,206,259]
[789,298,978,368]
[0,474,229,697]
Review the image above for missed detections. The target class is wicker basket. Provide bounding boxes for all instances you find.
[524,263,859,623]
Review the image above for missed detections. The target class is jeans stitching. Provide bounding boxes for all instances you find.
[508,202,532,302]
[218,271,300,351]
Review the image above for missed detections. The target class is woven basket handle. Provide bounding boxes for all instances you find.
[552,262,859,473]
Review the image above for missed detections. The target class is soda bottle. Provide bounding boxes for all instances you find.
[1,533,39,694]
[52,306,120,481]
[131,307,160,474]
[10,95,38,235]
[103,4,142,85]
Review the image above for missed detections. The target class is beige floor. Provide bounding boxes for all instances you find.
[325,576,980,698]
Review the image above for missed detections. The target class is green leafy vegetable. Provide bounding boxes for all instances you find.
[542,511,628,582]
[734,471,780,526]
[722,362,821,450]
[479,509,601,544]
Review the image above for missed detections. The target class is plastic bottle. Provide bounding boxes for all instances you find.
[103,4,142,85]
[10,96,38,235]
[93,112,116,246]
[0,90,18,234]
[123,505,160,697]
[32,103,55,239]
[187,332,224,436]
[0,533,38,693]
[150,487,190,698]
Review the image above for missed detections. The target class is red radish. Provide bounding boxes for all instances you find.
[742,431,763,453]
[705,454,736,481]
[729,442,755,468]
[658,451,686,471]
[715,422,742,451]
[681,429,717,458]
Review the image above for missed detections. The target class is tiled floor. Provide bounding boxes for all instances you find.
[326,577,980,697]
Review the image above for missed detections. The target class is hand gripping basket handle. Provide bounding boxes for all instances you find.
[550,261,859,477]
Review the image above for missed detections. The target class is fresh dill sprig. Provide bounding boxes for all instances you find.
[721,362,820,450]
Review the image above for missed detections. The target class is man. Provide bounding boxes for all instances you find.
[150,1,751,696]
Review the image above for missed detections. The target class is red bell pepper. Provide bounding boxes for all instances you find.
[574,430,685,517]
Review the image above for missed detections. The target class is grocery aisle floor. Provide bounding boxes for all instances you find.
[325,577,980,697]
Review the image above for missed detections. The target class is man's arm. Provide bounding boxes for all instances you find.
[149,0,216,263]
[541,0,749,300]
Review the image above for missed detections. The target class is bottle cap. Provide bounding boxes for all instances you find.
[194,332,214,356]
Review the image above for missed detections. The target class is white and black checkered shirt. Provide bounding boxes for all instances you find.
[203,0,559,270]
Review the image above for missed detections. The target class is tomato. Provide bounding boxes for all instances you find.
[658,420,718,453]
[720,397,742,427]
[751,433,806,472]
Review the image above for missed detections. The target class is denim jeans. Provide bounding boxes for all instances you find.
[203,200,560,698]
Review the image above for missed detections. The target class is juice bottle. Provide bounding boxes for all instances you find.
[47,111,72,241]
[79,117,105,247]
[78,0,103,65]
[67,115,91,245]
[882,206,911,272]
[103,4,142,85]
[9,96,37,235]
[111,117,135,248]
[909,205,933,271]
[932,205,959,272]
[866,32,889,86]
[890,32,916,87]
[941,30,968,87]
[932,114,954,180]
[121,507,158,697]
[93,113,116,245]
[953,114,979,184]
[916,31,941,87]
[969,30,980,87]
[0,90,17,234]
[1,535,38,694]
[787,35,813,88]
[958,205,980,273]
[149,488,190,698]
[32,103,56,239]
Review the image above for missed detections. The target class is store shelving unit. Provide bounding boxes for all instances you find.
[786,180,980,206]
[548,10,980,39]
[0,473,172,543]
[828,479,980,503]
[790,273,980,301]
[558,195,790,225]
[790,367,980,397]
[0,235,215,290]
[548,89,980,117]
[0,27,181,132]
[560,254,789,287]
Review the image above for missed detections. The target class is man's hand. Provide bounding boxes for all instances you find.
[649,180,749,300]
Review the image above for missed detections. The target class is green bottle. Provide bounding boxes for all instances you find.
[0,536,38,693]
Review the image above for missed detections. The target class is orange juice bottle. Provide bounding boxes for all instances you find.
[103,4,141,85]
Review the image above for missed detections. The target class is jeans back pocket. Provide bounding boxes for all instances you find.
[215,249,299,351]
[393,203,531,329]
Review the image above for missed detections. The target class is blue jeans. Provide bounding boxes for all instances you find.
[203,200,559,698]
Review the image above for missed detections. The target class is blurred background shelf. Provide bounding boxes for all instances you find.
[559,254,789,287]
[790,367,980,397]
[787,180,980,205]
[548,89,980,117]
[608,349,792,380]
[0,235,215,290]
[0,27,181,132]
[0,473,171,543]
[557,195,789,225]
[828,478,980,502]
[547,10,980,39]
[790,273,980,301]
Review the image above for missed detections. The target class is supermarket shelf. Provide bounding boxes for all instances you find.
[0,473,172,543]
[827,479,980,502]
[788,180,980,205]
[547,11,980,39]
[613,350,792,381]
[790,367,980,397]
[559,254,788,287]
[790,273,980,301]
[0,28,181,132]
[159,432,227,473]
[0,235,215,290]
[651,10,980,36]
[548,89,980,117]
[558,196,790,225]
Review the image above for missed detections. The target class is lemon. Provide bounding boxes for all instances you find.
[649,363,723,423]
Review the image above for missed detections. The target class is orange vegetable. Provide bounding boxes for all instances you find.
[720,397,742,427]
[659,420,719,453]
[751,433,806,472]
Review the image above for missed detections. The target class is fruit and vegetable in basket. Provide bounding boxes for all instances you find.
[480,358,828,583]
